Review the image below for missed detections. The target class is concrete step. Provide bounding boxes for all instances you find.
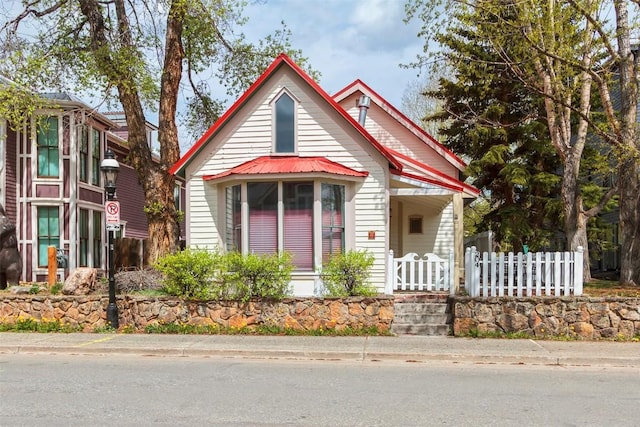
[394,313,450,324]
[392,298,452,336]
[392,323,451,336]
[394,302,448,314]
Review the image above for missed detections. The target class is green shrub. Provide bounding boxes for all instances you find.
[224,251,293,302]
[154,248,223,299]
[321,250,377,297]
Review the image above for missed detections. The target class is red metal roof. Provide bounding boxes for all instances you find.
[202,156,369,181]
[169,53,402,177]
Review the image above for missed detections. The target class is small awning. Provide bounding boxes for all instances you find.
[203,156,369,181]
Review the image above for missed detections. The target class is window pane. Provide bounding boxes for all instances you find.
[36,117,59,177]
[93,211,102,268]
[226,185,242,252]
[37,207,60,267]
[91,128,100,185]
[248,182,278,255]
[79,209,88,266]
[322,184,345,264]
[284,182,313,270]
[275,93,295,153]
[79,126,88,182]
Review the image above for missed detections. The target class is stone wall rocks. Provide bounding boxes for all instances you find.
[452,296,640,339]
[0,295,394,333]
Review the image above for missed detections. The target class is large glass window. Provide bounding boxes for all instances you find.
[248,182,278,255]
[93,211,102,268]
[37,207,60,267]
[225,185,242,251]
[79,126,89,183]
[91,128,101,186]
[37,117,59,178]
[275,93,295,153]
[322,184,345,263]
[79,209,89,266]
[284,182,313,270]
[230,181,345,270]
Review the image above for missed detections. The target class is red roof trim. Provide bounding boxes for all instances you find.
[387,148,479,196]
[334,79,467,172]
[170,54,402,176]
[390,169,463,192]
[202,156,369,181]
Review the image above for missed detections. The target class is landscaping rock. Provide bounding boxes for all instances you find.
[62,268,98,295]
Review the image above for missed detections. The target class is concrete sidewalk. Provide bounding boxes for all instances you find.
[1,332,640,367]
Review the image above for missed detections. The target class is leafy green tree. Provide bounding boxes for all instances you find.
[406,1,634,282]
[0,0,316,263]
[423,6,563,252]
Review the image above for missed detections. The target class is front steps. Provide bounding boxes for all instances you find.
[392,293,452,336]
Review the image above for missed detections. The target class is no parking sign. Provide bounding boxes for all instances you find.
[105,200,120,231]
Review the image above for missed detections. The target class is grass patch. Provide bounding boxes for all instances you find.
[0,318,82,333]
[583,279,640,297]
[144,322,392,336]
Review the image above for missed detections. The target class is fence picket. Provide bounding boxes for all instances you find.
[456,247,583,298]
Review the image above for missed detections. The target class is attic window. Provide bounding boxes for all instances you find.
[274,92,295,153]
[409,215,423,234]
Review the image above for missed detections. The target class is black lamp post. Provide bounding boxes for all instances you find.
[101,149,120,329]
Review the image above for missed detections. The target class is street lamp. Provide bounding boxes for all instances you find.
[101,149,120,329]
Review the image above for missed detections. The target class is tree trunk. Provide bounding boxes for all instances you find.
[561,152,592,283]
[614,0,639,285]
[618,159,640,285]
[79,0,181,264]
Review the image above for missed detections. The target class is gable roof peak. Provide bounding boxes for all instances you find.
[169,53,402,177]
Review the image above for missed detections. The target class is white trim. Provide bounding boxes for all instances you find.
[391,188,455,196]
[270,88,299,155]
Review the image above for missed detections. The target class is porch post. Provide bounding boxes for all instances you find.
[452,193,464,287]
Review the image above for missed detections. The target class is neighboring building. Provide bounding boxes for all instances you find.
[170,54,479,296]
[0,92,181,282]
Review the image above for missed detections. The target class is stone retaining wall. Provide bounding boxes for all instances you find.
[452,296,640,339]
[0,295,394,332]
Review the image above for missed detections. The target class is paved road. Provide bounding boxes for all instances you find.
[2,353,640,426]
[1,333,640,367]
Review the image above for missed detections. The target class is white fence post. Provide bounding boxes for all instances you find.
[574,246,584,296]
[449,249,455,295]
[385,250,394,295]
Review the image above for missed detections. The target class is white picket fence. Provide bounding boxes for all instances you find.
[386,250,455,295]
[464,246,584,297]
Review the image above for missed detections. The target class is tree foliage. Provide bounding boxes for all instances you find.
[406,0,637,282]
[0,0,317,263]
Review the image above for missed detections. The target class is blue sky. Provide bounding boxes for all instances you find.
[241,0,424,106]
[1,0,426,148]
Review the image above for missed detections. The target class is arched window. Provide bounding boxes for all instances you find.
[275,93,295,153]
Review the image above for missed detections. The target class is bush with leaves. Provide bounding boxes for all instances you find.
[224,251,293,302]
[154,248,224,299]
[320,250,377,297]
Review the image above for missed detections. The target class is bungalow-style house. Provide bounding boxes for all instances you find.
[170,54,478,295]
[0,91,182,283]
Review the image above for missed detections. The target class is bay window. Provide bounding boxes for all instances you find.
[227,181,345,271]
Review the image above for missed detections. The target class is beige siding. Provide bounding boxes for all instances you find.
[339,93,459,178]
[184,68,391,292]
[401,200,454,258]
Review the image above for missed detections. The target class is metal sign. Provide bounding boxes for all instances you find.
[105,201,120,227]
